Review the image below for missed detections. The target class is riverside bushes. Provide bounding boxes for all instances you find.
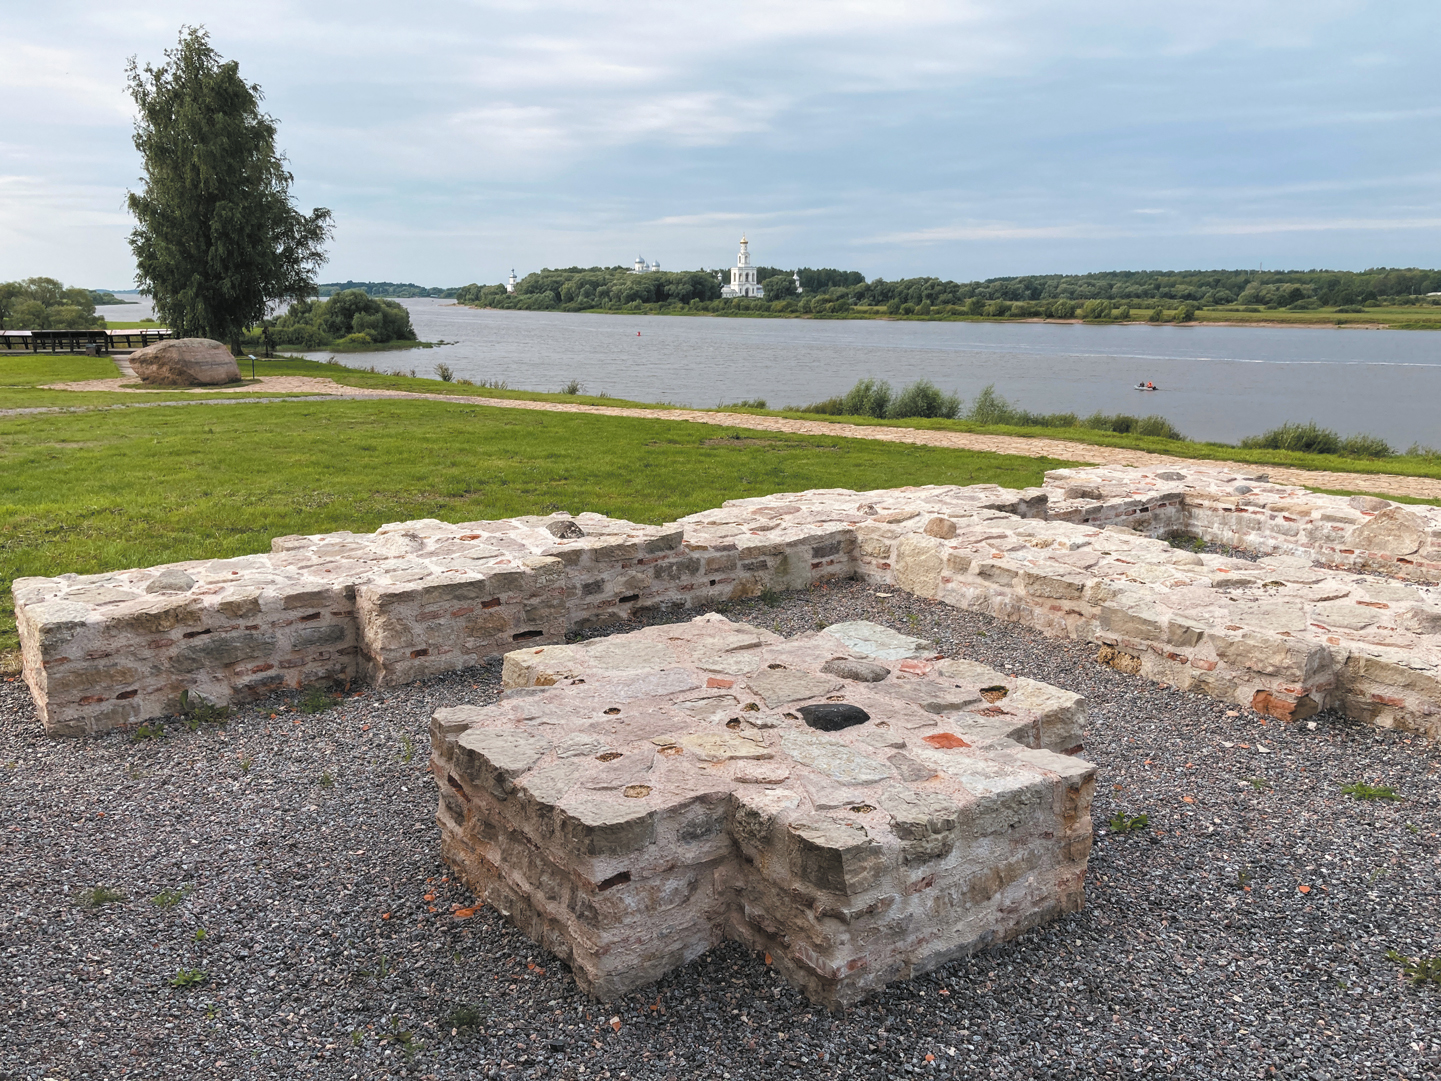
[247,289,418,348]
[1240,421,1393,458]
[800,378,961,420]
[798,380,1185,437]
[963,385,1187,440]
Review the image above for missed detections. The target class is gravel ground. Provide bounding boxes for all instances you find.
[3,579,1439,1081]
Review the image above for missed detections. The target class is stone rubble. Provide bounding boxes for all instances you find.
[431,614,1094,1008]
[15,464,1441,738]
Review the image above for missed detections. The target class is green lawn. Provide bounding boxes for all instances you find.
[258,355,676,409]
[0,354,120,386]
[7,351,1440,481]
[0,398,1070,654]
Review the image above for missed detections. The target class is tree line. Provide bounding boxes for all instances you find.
[0,278,107,330]
[453,264,1441,317]
[317,281,459,299]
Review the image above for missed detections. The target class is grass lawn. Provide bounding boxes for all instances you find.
[257,357,1441,480]
[0,397,1071,654]
[0,354,120,386]
[258,355,675,409]
[0,354,342,410]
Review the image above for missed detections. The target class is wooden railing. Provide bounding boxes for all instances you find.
[0,328,173,354]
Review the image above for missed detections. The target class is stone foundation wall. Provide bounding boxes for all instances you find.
[16,465,1441,737]
[431,615,1094,1008]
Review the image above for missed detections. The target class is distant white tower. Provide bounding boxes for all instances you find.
[793,270,802,295]
[720,235,764,298]
[633,255,647,274]
[506,269,517,294]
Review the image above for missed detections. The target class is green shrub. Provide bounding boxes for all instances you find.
[841,378,893,418]
[795,395,846,415]
[887,379,961,420]
[1048,299,1076,319]
[1239,421,1395,458]
[1338,433,1395,459]
[1240,421,1340,455]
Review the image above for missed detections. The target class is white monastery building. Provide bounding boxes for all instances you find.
[721,235,763,298]
[631,256,661,274]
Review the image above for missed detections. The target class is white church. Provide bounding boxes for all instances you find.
[720,235,763,298]
[719,235,800,299]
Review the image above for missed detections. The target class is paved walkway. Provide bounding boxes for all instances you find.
[30,373,1441,501]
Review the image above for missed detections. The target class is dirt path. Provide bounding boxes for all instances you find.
[34,373,1441,501]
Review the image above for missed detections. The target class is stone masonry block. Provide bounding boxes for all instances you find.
[431,616,1096,1009]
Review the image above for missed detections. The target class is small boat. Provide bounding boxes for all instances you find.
[1134,382,1158,391]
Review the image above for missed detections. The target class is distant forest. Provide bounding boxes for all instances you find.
[453,265,1441,315]
[317,281,458,298]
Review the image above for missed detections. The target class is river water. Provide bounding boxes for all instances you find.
[101,296,1441,447]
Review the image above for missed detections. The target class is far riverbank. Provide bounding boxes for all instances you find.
[457,300,1441,332]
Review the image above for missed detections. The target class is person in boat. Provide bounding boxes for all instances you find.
[1146,381,1155,389]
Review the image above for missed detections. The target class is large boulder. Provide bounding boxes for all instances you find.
[129,338,241,386]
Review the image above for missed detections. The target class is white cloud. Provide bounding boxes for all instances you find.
[0,0,1432,284]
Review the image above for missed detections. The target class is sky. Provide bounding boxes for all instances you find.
[3,0,1437,290]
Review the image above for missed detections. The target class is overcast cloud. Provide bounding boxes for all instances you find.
[2,0,1436,288]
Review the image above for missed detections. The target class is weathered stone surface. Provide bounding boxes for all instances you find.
[823,621,933,660]
[820,656,891,682]
[1348,506,1425,556]
[145,568,196,594]
[894,533,944,597]
[878,785,963,864]
[432,617,1095,1009]
[745,668,841,708]
[787,814,885,894]
[129,337,241,386]
[778,730,892,785]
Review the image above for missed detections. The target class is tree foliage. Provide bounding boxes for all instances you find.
[454,260,1441,319]
[318,281,458,299]
[266,290,417,347]
[126,26,333,348]
[0,278,104,330]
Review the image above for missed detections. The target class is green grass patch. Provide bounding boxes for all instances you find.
[256,354,676,409]
[0,397,1069,652]
[0,354,121,386]
[0,387,328,410]
[1341,781,1401,801]
[255,357,1441,482]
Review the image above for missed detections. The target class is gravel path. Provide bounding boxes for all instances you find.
[3,580,1438,1080]
[21,374,1441,501]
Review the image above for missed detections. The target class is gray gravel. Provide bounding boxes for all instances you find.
[3,579,1439,1080]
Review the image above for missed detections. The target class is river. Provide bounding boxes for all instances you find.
[99,296,1441,448]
